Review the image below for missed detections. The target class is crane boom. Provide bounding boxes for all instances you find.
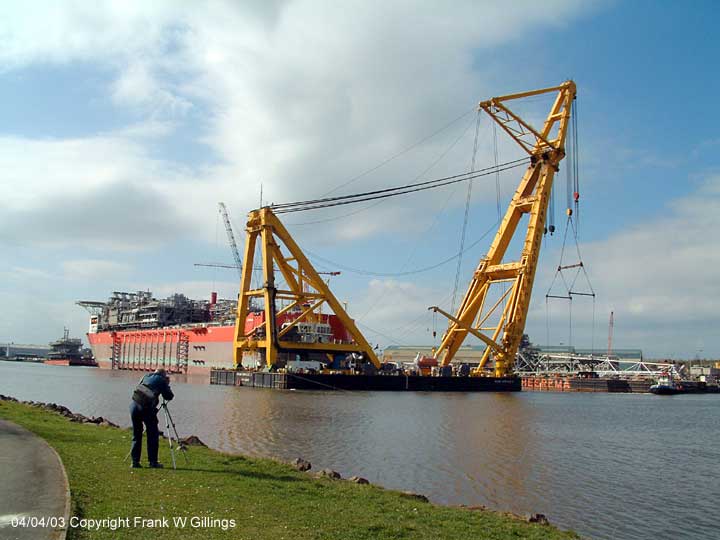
[219,202,243,280]
[431,81,576,377]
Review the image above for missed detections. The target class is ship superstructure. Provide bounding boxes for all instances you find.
[78,291,222,332]
[45,327,95,366]
[47,327,82,362]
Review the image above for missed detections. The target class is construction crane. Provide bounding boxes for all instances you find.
[219,202,243,280]
[430,81,576,377]
[607,311,614,357]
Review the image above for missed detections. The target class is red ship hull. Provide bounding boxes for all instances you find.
[87,325,236,375]
[44,358,98,367]
[87,311,353,375]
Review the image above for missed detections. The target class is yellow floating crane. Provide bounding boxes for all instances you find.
[231,81,575,377]
[430,81,576,377]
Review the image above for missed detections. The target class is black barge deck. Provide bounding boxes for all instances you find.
[210,370,521,392]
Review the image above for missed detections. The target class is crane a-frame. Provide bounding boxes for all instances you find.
[430,81,576,377]
[232,207,380,369]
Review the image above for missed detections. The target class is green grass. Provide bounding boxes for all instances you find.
[0,400,578,540]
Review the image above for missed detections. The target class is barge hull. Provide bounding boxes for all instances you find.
[211,370,521,392]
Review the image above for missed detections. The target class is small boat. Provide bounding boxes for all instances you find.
[650,371,680,395]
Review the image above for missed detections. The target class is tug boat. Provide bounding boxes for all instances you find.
[650,371,680,395]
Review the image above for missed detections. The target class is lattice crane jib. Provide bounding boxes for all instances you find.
[218,202,243,280]
[232,207,380,369]
[432,81,576,377]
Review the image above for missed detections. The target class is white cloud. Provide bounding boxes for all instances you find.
[0,0,599,243]
[0,128,209,249]
[179,0,593,212]
[349,278,447,346]
[0,290,90,346]
[62,259,132,280]
[112,60,193,117]
[115,119,177,139]
[0,2,178,67]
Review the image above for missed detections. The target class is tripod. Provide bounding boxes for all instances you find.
[160,398,189,469]
[124,399,189,469]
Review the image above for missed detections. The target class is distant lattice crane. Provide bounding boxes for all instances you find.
[607,311,614,357]
[219,202,243,280]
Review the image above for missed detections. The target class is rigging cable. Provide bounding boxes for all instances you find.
[451,111,482,312]
[305,218,500,277]
[287,113,478,226]
[566,145,572,213]
[393,287,456,343]
[344,113,482,322]
[356,321,408,347]
[355,179,468,321]
[271,158,529,214]
[350,115,484,321]
[493,121,511,313]
[390,236,491,343]
[493,122,502,220]
[354,179,465,321]
[320,107,478,198]
[546,295,550,347]
[546,97,594,348]
[544,214,595,349]
[572,98,580,225]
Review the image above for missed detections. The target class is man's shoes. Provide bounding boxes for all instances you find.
[130,462,142,469]
[148,462,164,469]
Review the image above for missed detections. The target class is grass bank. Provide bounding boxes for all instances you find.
[0,399,578,540]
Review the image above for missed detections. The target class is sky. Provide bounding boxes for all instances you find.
[1,0,719,359]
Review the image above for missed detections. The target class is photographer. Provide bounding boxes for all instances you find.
[129,368,174,469]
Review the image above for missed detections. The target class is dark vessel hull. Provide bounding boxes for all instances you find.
[650,385,680,395]
[211,370,522,392]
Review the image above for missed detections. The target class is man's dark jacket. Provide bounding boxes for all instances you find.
[133,373,174,409]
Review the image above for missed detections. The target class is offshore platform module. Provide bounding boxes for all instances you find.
[221,81,577,391]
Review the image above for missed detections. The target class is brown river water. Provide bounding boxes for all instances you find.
[1,361,718,540]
